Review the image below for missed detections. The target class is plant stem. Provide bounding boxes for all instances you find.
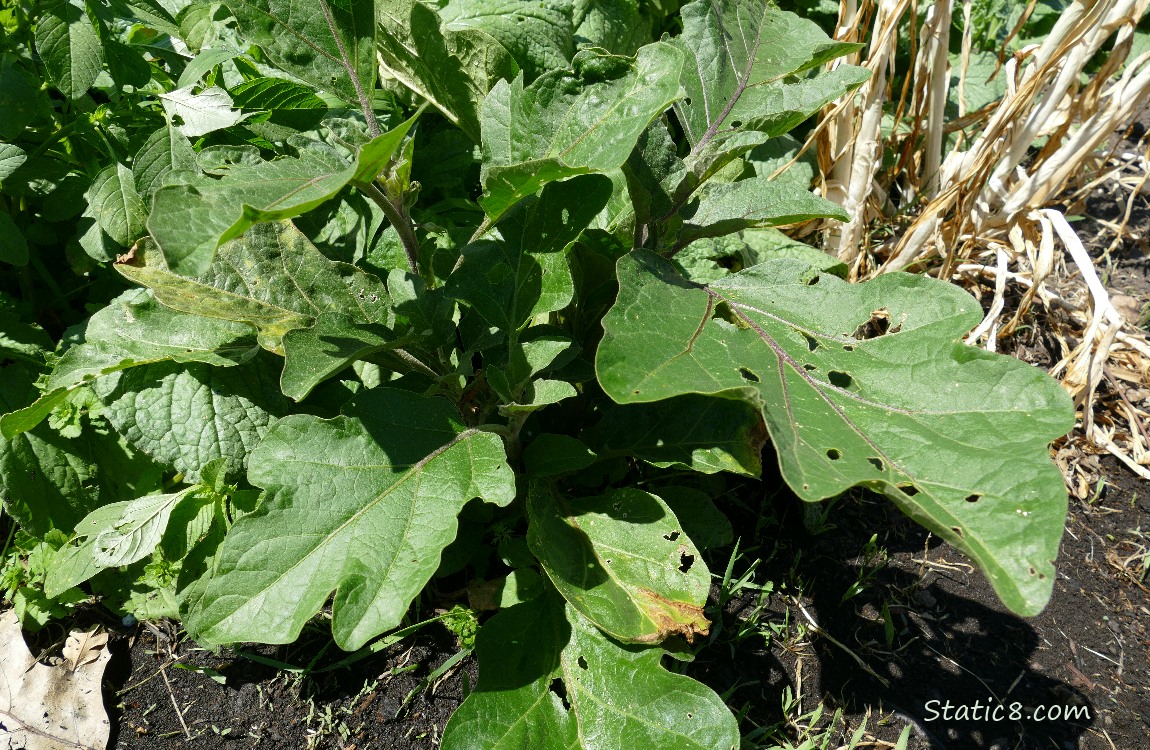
[318,0,380,138]
[359,182,420,275]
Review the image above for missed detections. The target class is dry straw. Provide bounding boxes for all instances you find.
[813,0,1150,486]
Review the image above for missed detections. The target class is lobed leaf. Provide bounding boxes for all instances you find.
[442,591,739,750]
[528,485,711,643]
[183,387,515,650]
[597,251,1075,615]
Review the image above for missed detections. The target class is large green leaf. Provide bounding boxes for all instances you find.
[1,289,256,439]
[146,114,418,275]
[584,394,765,476]
[670,0,863,148]
[446,175,612,333]
[35,0,103,99]
[377,0,519,142]
[118,222,392,354]
[478,43,685,222]
[442,591,739,750]
[183,387,515,650]
[528,485,710,643]
[437,0,574,80]
[597,251,1075,615]
[0,364,100,536]
[225,0,376,108]
[95,354,290,481]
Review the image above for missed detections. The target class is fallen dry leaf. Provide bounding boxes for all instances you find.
[0,610,111,750]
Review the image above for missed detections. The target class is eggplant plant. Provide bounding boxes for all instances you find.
[0,0,1074,746]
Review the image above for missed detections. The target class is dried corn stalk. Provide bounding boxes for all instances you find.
[816,0,1150,480]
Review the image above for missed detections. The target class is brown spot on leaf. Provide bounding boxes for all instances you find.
[634,589,710,643]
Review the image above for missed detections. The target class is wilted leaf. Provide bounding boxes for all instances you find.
[145,115,417,275]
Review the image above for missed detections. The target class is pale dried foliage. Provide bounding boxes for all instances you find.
[811,0,1150,489]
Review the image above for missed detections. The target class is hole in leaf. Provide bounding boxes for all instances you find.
[632,389,640,395]
[826,448,842,461]
[731,120,743,128]
[965,494,981,503]
[678,552,695,573]
[738,367,760,382]
[850,308,902,340]
[605,558,612,565]
[803,363,818,371]
[549,678,570,710]
[898,483,919,496]
[950,526,964,538]
[802,333,819,351]
[806,274,820,286]
[1038,573,1046,580]
[802,483,810,491]
[843,344,855,352]
[577,656,588,670]
[687,712,693,719]
[828,371,853,388]
[1028,566,1037,576]
[867,457,884,471]
[664,531,680,541]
